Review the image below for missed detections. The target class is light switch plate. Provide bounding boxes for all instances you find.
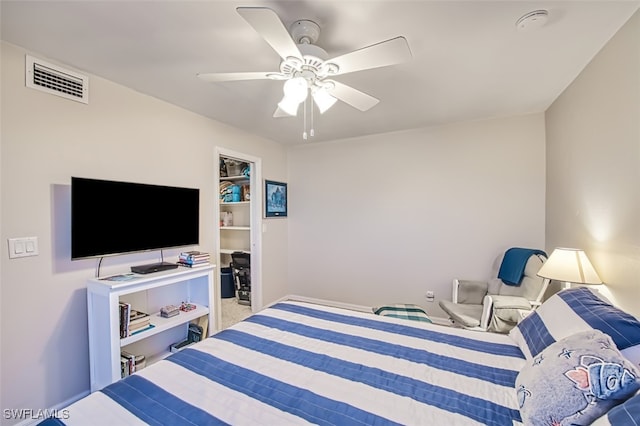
[8,237,39,258]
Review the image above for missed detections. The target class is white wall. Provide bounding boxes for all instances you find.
[287,114,546,316]
[0,42,288,421]
[545,10,640,317]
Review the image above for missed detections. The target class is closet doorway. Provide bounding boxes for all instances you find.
[215,147,262,331]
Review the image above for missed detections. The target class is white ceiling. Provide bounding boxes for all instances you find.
[2,1,639,145]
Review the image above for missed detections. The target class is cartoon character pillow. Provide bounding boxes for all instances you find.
[515,329,640,425]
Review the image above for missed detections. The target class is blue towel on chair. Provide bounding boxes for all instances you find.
[497,247,547,286]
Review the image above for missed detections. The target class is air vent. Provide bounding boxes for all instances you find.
[25,55,89,104]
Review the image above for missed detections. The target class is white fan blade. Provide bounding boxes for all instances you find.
[197,72,274,82]
[328,36,412,76]
[237,7,302,61]
[326,80,379,111]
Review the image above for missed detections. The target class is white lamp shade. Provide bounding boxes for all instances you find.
[283,77,308,103]
[537,248,602,284]
[312,88,337,114]
[277,96,301,116]
[278,77,309,116]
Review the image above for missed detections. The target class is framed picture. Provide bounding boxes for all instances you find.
[265,180,287,218]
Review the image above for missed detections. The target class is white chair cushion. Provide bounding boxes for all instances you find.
[438,300,483,328]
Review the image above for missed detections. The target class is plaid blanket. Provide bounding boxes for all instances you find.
[373,303,433,323]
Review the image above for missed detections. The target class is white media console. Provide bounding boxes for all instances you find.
[87,265,215,392]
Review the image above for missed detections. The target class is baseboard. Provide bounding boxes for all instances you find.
[278,294,373,313]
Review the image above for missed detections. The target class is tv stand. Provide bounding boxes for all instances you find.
[87,266,215,391]
[131,262,178,274]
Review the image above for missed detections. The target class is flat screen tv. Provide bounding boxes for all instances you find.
[71,177,199,261]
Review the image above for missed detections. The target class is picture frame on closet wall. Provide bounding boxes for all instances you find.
[265,180,287,218]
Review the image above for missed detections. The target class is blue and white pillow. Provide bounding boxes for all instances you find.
[516,329,640,425]
[509,287,640,364]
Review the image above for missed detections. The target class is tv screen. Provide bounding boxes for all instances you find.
[71,177,200,260]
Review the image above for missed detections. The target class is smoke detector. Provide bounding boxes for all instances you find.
[516,10,549,32]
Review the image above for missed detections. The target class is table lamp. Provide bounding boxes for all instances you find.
[537,247,602,289]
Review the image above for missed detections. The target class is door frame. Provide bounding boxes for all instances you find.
[214,147,263,331]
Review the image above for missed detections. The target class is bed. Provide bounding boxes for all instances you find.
[43,288,640,425]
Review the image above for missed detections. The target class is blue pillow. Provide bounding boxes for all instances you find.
[509,287,640,360]
[516,330,640,425]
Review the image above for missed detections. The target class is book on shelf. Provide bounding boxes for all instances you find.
[121,351,135,376]
[129,309,147,320]
[119,305,151,337]
[128,320,151,332]
[181,250,207,256]
[179,253,210,265]
[120,350,146,378]
[178,257,209,264]
[177,260,210,268]
[119,302,131,338]
[129,323,155,336]
[129,309,149,322]
[120,356,130,378]
[179,250,210,260]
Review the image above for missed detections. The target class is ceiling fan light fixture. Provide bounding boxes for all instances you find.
[279,76,308,116]
[277,95,301,116]
[312,88,337,114]
[198,8,413,138]
[283,76,308,103]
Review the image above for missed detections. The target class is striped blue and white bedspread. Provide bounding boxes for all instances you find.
[59,300,526,425]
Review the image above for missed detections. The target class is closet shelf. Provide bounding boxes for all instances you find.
[220,249,250,255]
[221,201,250,205]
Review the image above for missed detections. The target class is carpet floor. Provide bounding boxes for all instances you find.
[220,297,252,330]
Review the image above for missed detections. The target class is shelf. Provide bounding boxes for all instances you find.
[220,226,250,231]
[221,201,250,206]
[121,304,209,347]
[220,249,250,255]
[87,267,215,391]
[220,175,248,181]
[92,266,214,292]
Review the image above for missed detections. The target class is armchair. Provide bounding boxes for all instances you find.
[439,249,549,333]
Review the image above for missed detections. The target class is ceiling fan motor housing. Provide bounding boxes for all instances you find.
[290,20,320,44]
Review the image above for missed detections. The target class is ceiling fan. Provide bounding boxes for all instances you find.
[197,7,412,122]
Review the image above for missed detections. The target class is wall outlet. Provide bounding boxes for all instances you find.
[425,291,435,302]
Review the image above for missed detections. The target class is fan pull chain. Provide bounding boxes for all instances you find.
[310,100,315,138]
[302,97,308,140]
